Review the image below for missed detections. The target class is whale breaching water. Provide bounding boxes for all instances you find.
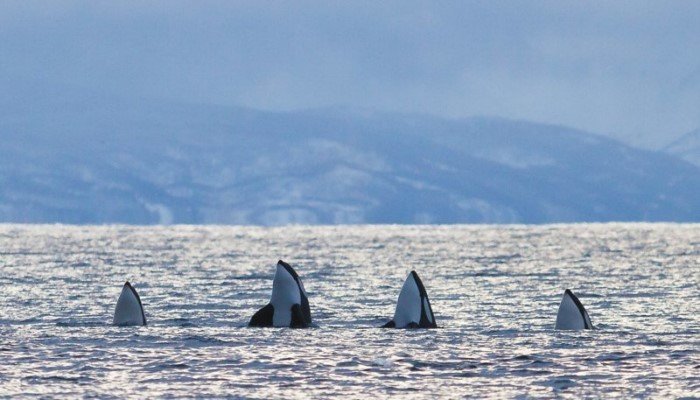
[555,289,593,330]
[383,271,437,328]
[248,260,313,328]
[113,281,147,326]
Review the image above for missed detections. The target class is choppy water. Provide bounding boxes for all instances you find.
[0,224,698,398]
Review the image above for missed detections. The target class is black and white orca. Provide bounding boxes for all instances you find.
[382,271,437,328]
[248,260,312,328]
[113,281,147,326]
[555,289,593,330]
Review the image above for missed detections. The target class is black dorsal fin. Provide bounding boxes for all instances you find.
[290,303,308,328]
[381,320,396,328]
[249,303,274,327]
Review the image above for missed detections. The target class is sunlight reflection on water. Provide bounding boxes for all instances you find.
[0,224,698,398]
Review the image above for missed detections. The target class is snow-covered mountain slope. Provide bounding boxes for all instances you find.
[665,129,700,167]
[1,84,699,224]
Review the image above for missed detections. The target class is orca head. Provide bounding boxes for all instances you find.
[270,260,312,327]
[390,271,436,328]
[113,281,147,326]
[276,260,307,296]
[248,260,313,328]
[555,289,593,330]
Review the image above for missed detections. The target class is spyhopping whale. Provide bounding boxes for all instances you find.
[113,281,147,326]
[249,260,313,328]
[383,271,437,328]
[555,289,593,330]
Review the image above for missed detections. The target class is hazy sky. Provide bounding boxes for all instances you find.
[2,1,699,146]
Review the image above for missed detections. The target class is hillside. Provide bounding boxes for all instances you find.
[665,129,700,167]
[1,83,700,224]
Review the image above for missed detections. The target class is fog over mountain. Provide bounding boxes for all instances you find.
[2,2,700,224]
[2,1,700,147]
[1,81,699,225]
[665,129,700,167]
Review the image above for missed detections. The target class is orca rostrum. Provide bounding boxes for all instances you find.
[113,281,147,326]
[248,260,312,328]
[555,289,593,330]
[383,271,437,328]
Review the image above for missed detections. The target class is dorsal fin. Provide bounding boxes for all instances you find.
[249,303,274,327]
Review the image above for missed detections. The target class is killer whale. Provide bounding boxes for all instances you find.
[113,281,147,326]
[383,271,436,328]
[555,289,593,330]
[248,260,312,328]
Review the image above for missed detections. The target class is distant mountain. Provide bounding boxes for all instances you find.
[1,82,700,224]
[665,129,700,167]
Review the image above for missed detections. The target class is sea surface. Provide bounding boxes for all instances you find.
[0,224,698,398]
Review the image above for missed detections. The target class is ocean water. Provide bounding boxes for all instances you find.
[0,224,698,398]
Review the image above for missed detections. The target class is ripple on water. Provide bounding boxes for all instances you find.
[0,224,698,398]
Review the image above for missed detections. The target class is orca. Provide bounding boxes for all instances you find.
[113,281,147,326]
[555,289,593,330]
[248,260,312,328]
[382,271,437,328]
